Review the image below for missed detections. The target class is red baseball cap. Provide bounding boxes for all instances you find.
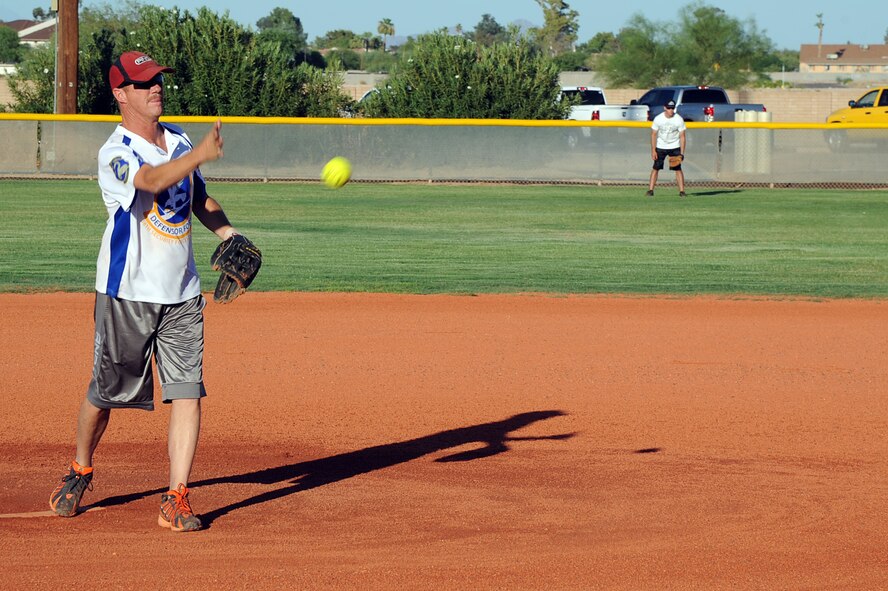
[109,51,174,88]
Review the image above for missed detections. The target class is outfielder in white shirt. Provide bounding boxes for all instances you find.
[648,101,687,197]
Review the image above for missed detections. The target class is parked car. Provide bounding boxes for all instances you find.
[561,86,649,149]
[561,86,649,122]
[824,86,888,151]
[633,86,766,122]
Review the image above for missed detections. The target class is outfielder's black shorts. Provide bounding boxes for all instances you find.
[653,148,682,171]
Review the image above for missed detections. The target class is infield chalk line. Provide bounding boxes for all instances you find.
[0,507,105,519]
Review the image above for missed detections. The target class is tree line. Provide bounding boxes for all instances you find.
[2,1,801,118]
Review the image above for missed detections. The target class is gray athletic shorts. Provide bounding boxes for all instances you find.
[86,293,207,411]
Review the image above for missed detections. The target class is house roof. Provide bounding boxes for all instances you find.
[0,18,56,43]
[800,44,888,66]
[1,20,36,32]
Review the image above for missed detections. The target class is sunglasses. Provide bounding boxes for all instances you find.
[126,75,164,90]
[664,106,675,110]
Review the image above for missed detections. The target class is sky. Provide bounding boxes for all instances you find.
[0,0,884,51]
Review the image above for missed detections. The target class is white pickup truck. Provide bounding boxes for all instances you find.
[562,86,650,122]
[561,86,649,149]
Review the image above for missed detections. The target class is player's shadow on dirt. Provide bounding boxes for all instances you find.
[89,410,574,527]
[198,410,573,527]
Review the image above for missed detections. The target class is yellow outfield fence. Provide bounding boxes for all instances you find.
[1,114,886,188]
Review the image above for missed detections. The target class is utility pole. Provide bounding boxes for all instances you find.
[55,0,78,114]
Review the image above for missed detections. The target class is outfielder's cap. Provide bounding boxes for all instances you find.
[109,51,174,89]
[664,100,676,108]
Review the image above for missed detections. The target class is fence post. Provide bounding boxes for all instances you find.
[734,110,754,174]
[756,110,773,175]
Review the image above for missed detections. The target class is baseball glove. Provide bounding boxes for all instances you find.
[668,154,683,168]
[210,234,262,304]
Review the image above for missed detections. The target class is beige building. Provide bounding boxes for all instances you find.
[800,43,888,74]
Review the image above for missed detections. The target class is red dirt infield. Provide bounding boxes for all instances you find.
[1,292,886,590]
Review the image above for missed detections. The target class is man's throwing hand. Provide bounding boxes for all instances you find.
[196,119,224,163]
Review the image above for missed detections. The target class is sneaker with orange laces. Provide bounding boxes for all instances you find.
[158,483,202,532]
[49,460,94,517]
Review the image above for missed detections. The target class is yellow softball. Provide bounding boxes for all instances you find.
[321,156,352,189]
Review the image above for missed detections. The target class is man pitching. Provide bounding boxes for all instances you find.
[49,50,251,532]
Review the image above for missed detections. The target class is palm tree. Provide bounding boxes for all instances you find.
[378,18,395,52]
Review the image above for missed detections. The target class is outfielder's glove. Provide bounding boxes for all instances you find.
[668,154,683,168]
[210,234,262,304]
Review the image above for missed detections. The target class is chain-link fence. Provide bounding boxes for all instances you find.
[1,115,886,189]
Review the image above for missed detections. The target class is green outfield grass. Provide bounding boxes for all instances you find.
[1,179,886,297]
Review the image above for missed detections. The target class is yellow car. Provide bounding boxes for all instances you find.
[825,87,888,151]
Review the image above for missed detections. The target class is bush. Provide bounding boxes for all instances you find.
[0,25,25,63]
[326,49,361,71]
[552,50,590,72]
[6,45,55,113]
[362,31,569,120]
[7,4,353,117]
[360,50,398,74]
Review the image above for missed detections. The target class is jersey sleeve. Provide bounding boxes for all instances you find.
[97,142,144,212]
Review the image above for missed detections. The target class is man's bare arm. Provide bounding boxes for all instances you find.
[134,119,224,194]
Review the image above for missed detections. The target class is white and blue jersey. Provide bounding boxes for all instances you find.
[95,123,205,304]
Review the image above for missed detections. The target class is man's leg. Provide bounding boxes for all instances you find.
[168,398,201,489]
[158,398,202,532]
[156,295,205,532]
[75,398,111,468]
[50,398,109,516]
[648,169,659,192]
[676,169,685,193]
